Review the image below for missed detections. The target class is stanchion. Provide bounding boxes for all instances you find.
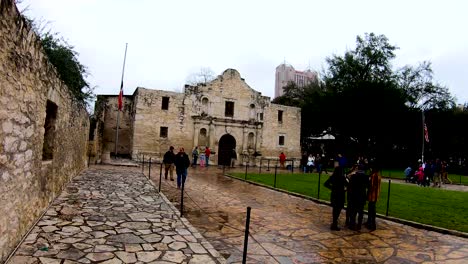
[267,159,270,171]
[142,155,145,174]
[317,172,321,199]
[158,163,163,192]
[386,180,391,216]
[259,159,262,174]
[245,163,248,180]
[180,180,185,217]
[274,165,277,188]
[148,158,151,179]
[242,207,251,264]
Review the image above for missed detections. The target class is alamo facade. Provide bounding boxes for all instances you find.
[92,69,301,165]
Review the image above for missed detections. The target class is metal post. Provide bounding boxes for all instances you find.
[318,172,321,199]
[292,160,294,173]
[267,159,270,171]
[274,165,277,188]
[386,180,391,216]
[242,207,251,264]
[245,163,248,180]
[259,159,262,174]
[159,163,163,193]
[180,180,185,217]
[148,158,151,179]
[142,155,145,174]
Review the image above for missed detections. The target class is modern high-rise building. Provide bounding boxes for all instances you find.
[274,63,318,98]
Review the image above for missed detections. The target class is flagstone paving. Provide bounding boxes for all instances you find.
[153,166,468,264]
[8,166,224,264]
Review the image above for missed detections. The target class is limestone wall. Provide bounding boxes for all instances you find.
[94,95,133,158]
[262,104,301,160]
[0,0,89,261]
[132,88,194,161]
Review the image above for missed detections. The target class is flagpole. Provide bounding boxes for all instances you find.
[115,43,128,158]
[421,109,425,164]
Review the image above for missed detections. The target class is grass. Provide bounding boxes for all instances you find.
[228,171,468,233]
[381,169,468,185]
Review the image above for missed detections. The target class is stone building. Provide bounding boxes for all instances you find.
[0,0,90,261]
[94,69,301,165]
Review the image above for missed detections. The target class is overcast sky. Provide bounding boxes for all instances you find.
[19,0,467,103]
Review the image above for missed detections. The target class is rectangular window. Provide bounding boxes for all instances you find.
[278,110,283,123]
[225,101,234,117]
[259,113,264,121]
[279,135,285,146]
[160,127,168,138]
[42,100,58,160]
[162,97,169,110]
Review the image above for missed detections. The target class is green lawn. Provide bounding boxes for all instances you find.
[381,169,468,185]
[228,172,468,233]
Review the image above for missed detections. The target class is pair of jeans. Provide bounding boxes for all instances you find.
[205,156,209,166]
[176,168,187,188]
[367,201,376,228]
[192,156,198,166]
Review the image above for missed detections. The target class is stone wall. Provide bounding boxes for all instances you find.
[132,88,193,161]
[262,104,301,159]
[94,95,133,158]
[0,0,89,262]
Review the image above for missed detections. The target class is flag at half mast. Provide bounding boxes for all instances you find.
[118,80,123,111]
[424,123,429,143]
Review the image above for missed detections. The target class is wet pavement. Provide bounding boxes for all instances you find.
[8,166,224,264]
[153,166,468,264]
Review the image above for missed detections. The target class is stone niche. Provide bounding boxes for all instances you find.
[0,0,90,262]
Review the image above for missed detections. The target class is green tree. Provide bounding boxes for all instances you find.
[40,32,93,103]
[398,61,455,110]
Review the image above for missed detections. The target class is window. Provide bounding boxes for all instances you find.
[225,101,234,117]
[278,135,285,146]
[162,97,169,110]
[259,113,264,121]
[278,110,283,123]
[42,100,58,160]
[160,127,168,138]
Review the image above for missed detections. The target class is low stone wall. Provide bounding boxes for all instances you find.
[0,0,89,262]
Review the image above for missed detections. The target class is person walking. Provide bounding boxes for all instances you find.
[175,147,190,189]
[163,146,175,181]
[324,161,347,231]
[205,146,211,167]
[279,152,286,169]
[366,166,381,231]
[192,146,199,167]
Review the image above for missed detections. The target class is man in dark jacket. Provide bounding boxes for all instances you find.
[174,147,190,189]
[348,164,369,231]
[324,161,347,231]
[163,146,175,181]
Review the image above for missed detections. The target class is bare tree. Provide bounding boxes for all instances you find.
[186,67,215,85]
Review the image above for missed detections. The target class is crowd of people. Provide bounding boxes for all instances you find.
[404,158,451,187]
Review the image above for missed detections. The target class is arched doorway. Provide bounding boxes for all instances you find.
[218,134,236,166]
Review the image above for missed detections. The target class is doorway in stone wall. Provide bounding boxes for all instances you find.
[218,134,236,166]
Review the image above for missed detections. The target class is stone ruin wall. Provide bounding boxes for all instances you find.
[132,88,194,162]
[0,0,89,261]
[93,95,133,160]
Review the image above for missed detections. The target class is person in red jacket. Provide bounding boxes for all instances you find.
[205,146,211,167]
[279,152,286,169]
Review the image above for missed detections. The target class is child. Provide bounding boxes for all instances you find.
[199,152,205,167]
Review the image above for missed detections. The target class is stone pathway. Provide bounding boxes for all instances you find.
[153,166,468,264]
[8,166,224,264]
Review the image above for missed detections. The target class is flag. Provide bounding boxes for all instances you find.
[118,80,123,111]
[424,123,429,143]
